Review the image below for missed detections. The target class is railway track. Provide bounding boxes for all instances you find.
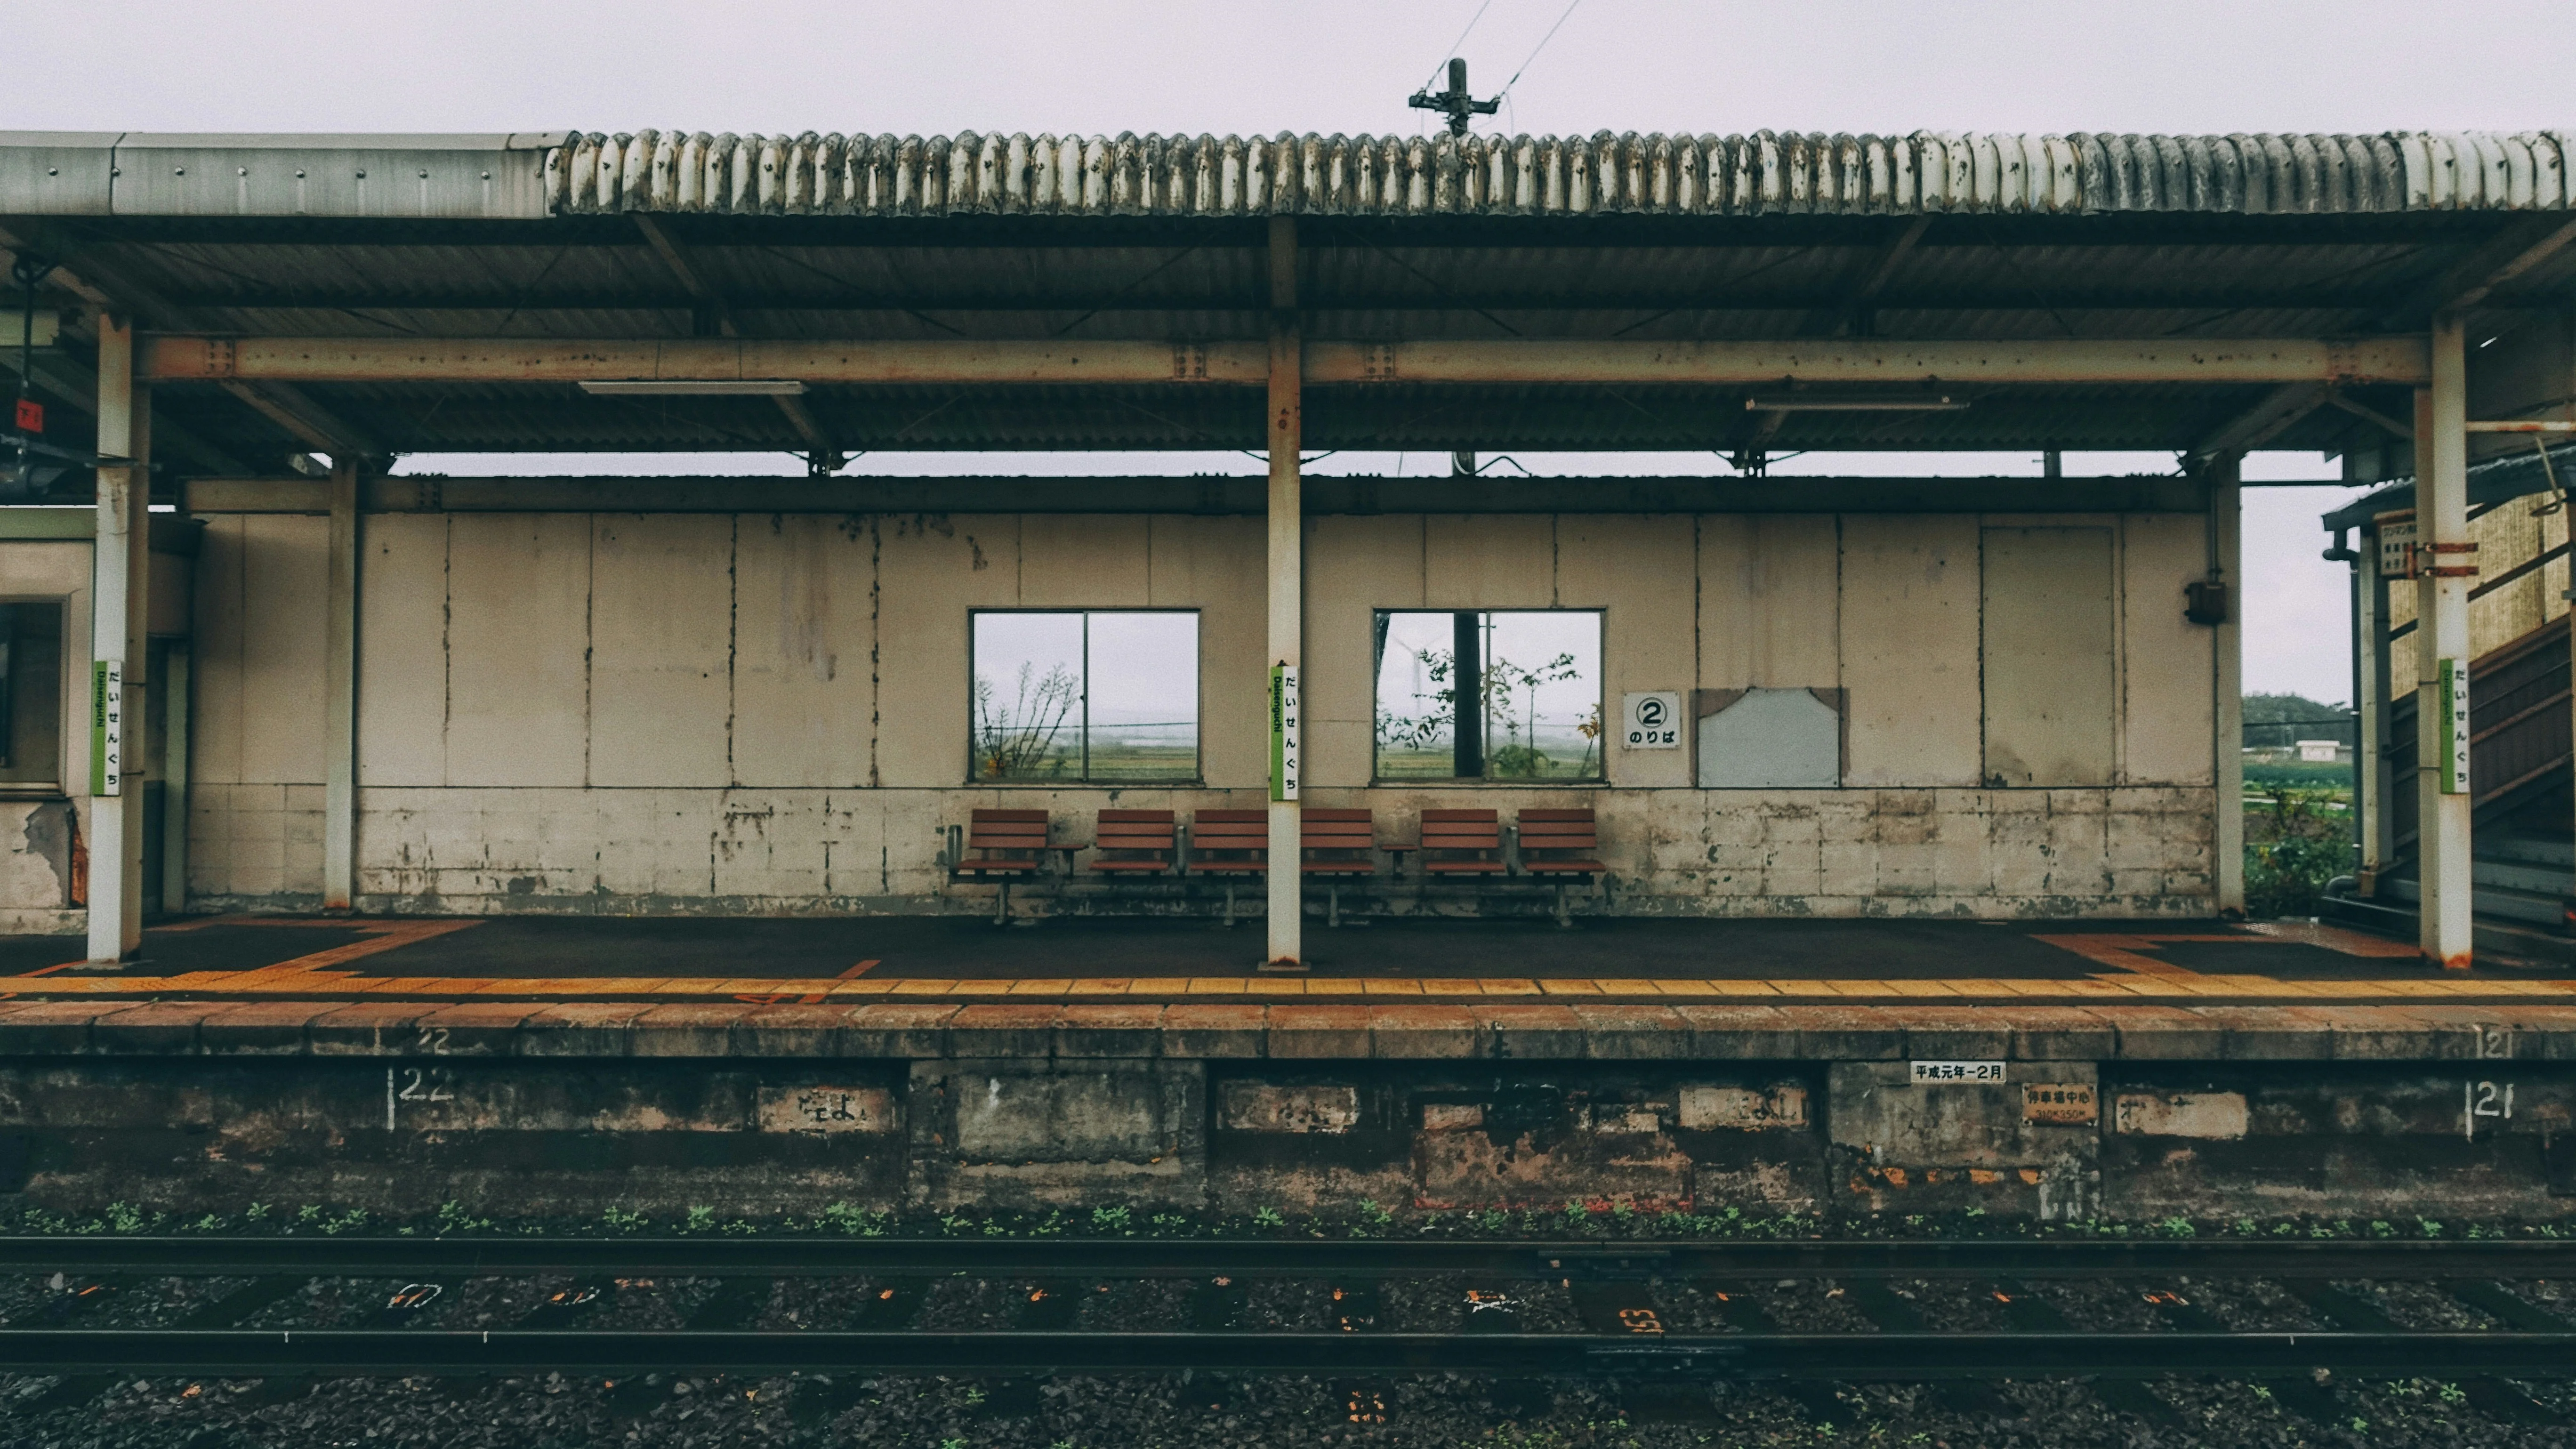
[7,1235,2576,1392]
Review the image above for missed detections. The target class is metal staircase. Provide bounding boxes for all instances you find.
[2329,612,2574,963]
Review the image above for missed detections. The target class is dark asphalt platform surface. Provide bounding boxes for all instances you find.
[0,915,2528,982]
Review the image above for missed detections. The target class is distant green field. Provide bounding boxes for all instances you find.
[2245,760,2354,792]
[973,744,1199,783]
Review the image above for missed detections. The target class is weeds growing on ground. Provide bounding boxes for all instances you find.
[2244,785,2356,917]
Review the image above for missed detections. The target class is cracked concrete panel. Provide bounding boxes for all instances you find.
[1020,514,1151,607]
[1840,515,1979,787]
[358,512,450,788]
[1149,515,1265,791]
[733,515,876,789]
[591,514,732,789]
[0,798,73,923]
[227,514,328,786]
[1558,515,1695,790]
[1698,514,1838,691]
[1425,515,1554,609]
[877,515,1017,788]
[447,515,589,788]
[1306,515,1421,790]
[1982,527,2115,788]
[2120,513,2214,786]
[189,515,249,788]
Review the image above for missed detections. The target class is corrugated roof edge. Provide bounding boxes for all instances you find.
[0,129,2565,220]
[2321,442,2576,533]
[547,129,2574,218]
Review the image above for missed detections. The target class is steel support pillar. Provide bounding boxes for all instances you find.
[85,317,147,962]
[2210,458,2245,914]
[2417,316,2474,969]
[322,457,361,910]
[1264,216,1303,971]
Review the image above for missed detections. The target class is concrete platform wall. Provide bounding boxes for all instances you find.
[149,507,2218,916]
[3,1000,2569,1224]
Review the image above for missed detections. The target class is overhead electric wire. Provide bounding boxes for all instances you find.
[1494,0,1588,102]
[1417,0,1499,93]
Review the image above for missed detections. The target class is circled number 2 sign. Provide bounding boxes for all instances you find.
[1622,691,1681,750]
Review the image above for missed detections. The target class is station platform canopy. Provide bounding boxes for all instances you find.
[0,129,2570,471]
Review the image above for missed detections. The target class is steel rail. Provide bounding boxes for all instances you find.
[8,1236,2576,1280]
[5,1328,2576,1379]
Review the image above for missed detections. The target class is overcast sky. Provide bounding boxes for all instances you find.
[14,0,2572,706]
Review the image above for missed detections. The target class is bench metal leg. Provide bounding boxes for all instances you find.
[1223,882,1236,928]
[1328,885,1341,929]
[995,878,1010,927]
[1554,879,1570,929]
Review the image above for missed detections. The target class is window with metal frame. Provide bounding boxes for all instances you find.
[970,610,1199,784]
[1373,610,1603,782]
[0,600,63,788]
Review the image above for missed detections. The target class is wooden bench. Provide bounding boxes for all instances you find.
[1392,808,1508,879]
[1184,808,1269,925]
[1519,806,1606,925]
[1089,809,1178,877]
[1180,808,1383,926]
[1302,807,1378,927]
[948,808,1068,924]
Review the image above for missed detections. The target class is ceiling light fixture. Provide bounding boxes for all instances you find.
[578,380,808,396]
[1744,396,1967,412]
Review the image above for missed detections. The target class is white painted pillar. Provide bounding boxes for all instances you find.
[1264,215,1304,970]
[2417,315,2474,969]
[2211,458,2245,914]
[86,316,148,962]
[322,457,360,910]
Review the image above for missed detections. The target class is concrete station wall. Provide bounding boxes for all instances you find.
[13,505,2221,920]
[0,537,191,933]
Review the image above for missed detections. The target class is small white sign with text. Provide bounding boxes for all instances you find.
[1911,1060,2007,1084]
[1622,691,1681,750]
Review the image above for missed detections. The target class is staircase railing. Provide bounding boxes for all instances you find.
[2388,612,2572,859]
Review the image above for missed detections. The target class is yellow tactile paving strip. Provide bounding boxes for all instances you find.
[3,915,2561,1004]
[7,969,2573,1003]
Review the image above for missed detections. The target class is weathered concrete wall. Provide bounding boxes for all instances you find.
[8,1046,2570,1224]
[0,541,97,933]
[171,508,2216,918]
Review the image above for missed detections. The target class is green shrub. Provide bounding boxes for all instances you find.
[2244,786,2356,917]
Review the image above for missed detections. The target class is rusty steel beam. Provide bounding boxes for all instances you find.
[2189,381,2334,467]
[633,215,836,460]
[0,226,390,460]
[136,335,2436,388]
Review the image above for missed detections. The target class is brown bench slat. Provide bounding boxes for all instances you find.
[1520,807,1604,877]
[1302,808,1377,877]
[1406,807,1504,876]
[1185,808,1269,877]
[957,806,1054,877]
[1089,808,1176,876]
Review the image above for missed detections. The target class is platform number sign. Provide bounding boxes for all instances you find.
[2437,657,2470,795]
[89,659,121,797]
[1269,663,1299,802]
[1622,692,1681,750]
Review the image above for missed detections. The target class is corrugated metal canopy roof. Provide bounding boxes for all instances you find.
[0,129,2570,470]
